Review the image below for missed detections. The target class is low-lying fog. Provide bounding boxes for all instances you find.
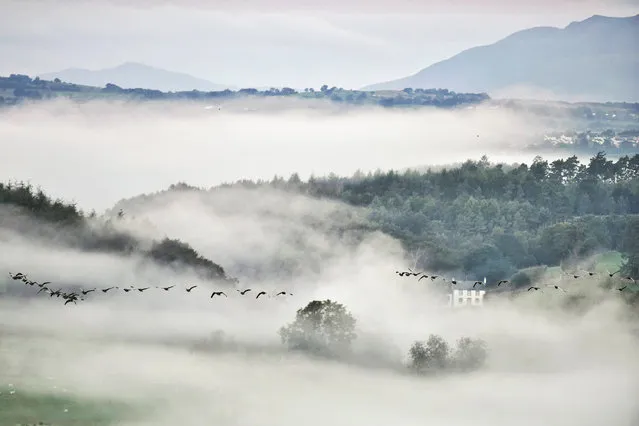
[1,185,639,425]
[0,97,583,211]
[1,98,638,425]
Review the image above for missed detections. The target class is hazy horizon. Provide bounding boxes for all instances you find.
[1,0,637,89]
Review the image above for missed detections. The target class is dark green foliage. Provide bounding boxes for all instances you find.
[279,299,357,357]
[149,238,228,281]
[0,181,234,284]
[218,153,639,283]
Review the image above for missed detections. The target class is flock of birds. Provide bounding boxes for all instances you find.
[394,268,639,293]
[5,266,639,307]
[7,272,293,306]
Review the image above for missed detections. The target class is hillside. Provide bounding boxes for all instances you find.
[39,62,234,92]
[363,14,639,103]
[111,153,639,301]
[0,181,237,287]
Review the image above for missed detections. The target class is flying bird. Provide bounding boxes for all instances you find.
[137,287,150,292]
[546,284,567,292]
[528,286,541,291]
[102,287,115,293]
[160,285,175,291]
[472,281,483,288]
[418,274,429,281]
[256,291,267,299]
[275,291,291,296]
[497,280,509,286]
[237,289,251,295]
[186,285,197,292]
[81,289,96,295]
[210,291,227,298]
[607,269,620,277]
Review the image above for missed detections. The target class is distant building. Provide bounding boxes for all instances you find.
[447,289,486,308]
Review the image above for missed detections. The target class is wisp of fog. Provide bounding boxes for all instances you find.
[1,98,638,426]
[0,97,571,212]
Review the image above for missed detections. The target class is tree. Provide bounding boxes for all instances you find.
[451,337,487,371]
[279,299,357,357]
[408,334,450,373]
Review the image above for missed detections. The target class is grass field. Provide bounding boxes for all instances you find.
[0,390,131,426]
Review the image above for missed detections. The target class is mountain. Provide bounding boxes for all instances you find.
[39,62,234,92]
[363,14,639,102]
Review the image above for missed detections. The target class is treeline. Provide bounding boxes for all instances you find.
[0,181,234,283]
[0,74,488,109]
[221,152,639,282]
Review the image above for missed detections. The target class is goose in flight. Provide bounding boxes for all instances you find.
[256,291,267,299]
[102,287,116,293]
[418,274,429,281]
[186,285,198,292]
[546,284,567,292]
[237,289,251,295]
[275,291,291,296]
[137,287,150,292]
[160,285,175,291]
[528,286,541,291]
[210,291,227,298]
[407,268,421,277]
[81,289,96,295]
[497,280,509,286]
[472,281,483,288]
[607,269,620,277]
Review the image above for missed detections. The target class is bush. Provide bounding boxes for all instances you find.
[451,337,488,371]
[408,334,450,373]
[409,335,487,374]
[279,299,357,357]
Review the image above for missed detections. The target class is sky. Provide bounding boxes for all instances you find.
[1,0,637,89]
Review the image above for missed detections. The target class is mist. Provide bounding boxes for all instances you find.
[2,97,639,425]
[2,176,639,425]
[0,97,573,212]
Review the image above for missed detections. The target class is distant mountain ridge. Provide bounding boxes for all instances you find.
[363,14,639,102]
[39,62,235,92]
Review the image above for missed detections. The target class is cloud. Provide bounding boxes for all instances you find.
[8,0,639,14]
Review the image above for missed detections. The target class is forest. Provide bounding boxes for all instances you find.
[211,152,639,284]
[4,152,639,292]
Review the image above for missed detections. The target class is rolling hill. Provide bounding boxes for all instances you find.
[39,62,234,92]
[363,14,639,102]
